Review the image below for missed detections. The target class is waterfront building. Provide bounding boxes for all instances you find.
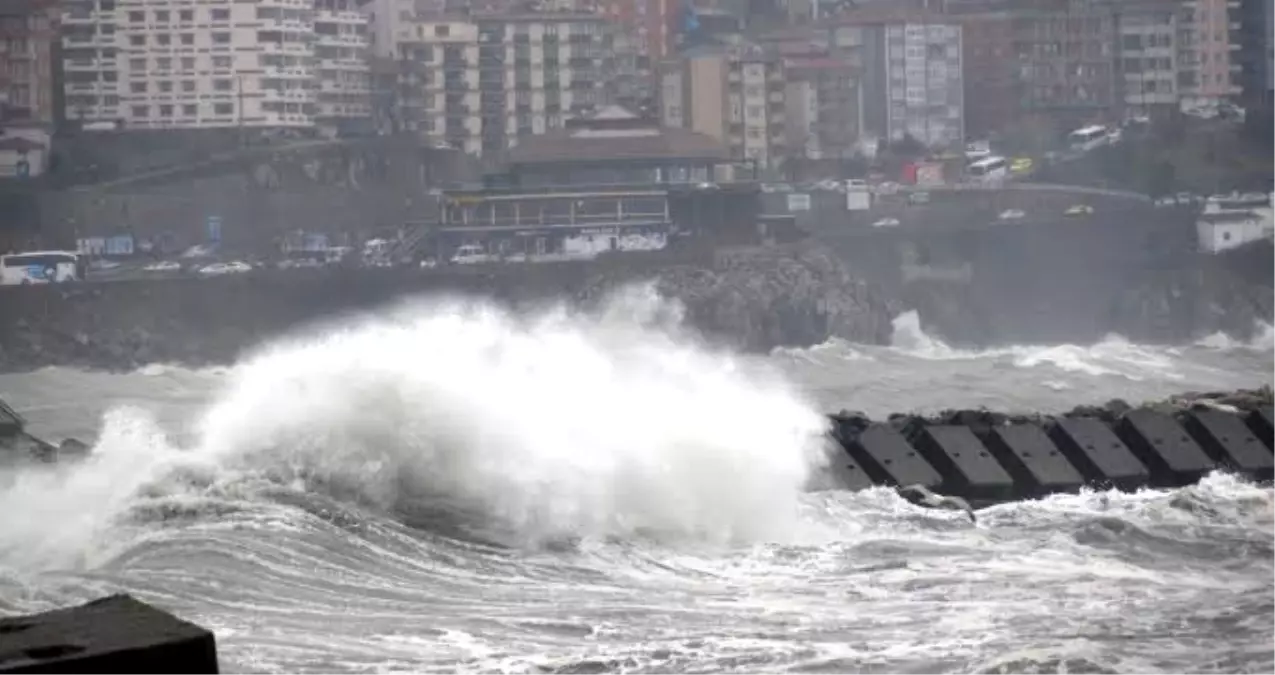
[366,8,614,159]
[659,42,788,172]
[60,0,372,131]
[1,0,61,128]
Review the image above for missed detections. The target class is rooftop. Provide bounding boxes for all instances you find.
[506,106,728,165]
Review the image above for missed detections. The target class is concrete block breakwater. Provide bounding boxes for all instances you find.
[824,389,1273,506]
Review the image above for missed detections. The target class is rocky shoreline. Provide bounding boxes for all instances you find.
[0,244,895,374]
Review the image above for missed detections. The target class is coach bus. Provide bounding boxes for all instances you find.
[967,155,1009,182]
[0,250,86,285]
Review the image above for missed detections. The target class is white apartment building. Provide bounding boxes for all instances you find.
[829,19,964,149]
[61,0,371,131]
[660,44,788,170]
[367,10,613,158]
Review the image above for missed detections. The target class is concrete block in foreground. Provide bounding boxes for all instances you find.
[1116,410,1217,486]
[913,425,1015,501]
[1247,407,1274,449]
[1183,410,1274,481]
[983,424,1085,497]
[0,594,218,674]
[843,423,943,488]
[1047,417,1149,490]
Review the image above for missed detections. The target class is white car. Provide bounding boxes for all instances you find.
[1064,204,1095,216]
[143,260,183,272]
[197,261,253,276]
[871,217,901,228]
[998,209,1026,221]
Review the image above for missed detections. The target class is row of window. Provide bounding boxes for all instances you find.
[123,7,320,24]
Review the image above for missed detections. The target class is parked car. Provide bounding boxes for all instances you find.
[871,217,901,228]
[1064,204,1094,216]
[197,261,253,276]
[143,260,183,272]
[998,209,1026,221]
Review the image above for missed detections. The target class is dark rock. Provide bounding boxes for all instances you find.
[0,594,218,674]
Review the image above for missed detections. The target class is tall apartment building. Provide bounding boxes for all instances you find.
[368,11,613,158]
[783,55,860,162]
[825,12,965,149]
[1114,1,1181,114]
[659,43,788,170]
[1251,0,1275,106]
[1177,0,1243,106]
[61,0,371,131]
[0,0,61,127]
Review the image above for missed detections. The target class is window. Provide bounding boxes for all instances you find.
[131,105,148,117]
[179,9,193,22]
[155,10,169,22]
[213,103,234,115]
[158,80,172,92]
[212,32,230,45]
[157,34,170,46]
[130,81,146,93]
[129,57,145,70]
[181,33,194,45]
[156,57,171,69]
[159,104,173,116]
[181,57,195,70]
[213,56,232,69]
[127,11,143,22]
[435,25,450,37]
[213,79,233,91]
[183,103,197,115]
[211,8,230,21]
[181,80,195,92]
[129,35,145,46]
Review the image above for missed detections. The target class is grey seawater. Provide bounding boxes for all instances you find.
[0,295,1271,674]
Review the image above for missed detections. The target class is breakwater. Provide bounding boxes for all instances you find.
[822,388,1273,505]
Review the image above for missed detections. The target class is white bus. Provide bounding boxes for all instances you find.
[968,155,1009,182]
[0,250,86,285]
[1068,125,1109,152]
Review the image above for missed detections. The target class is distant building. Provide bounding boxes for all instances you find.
[824,10,965,149]
[1177,0,1245,108]
[1229,0,1269,107]
[954,9,1015,139]
[0,0,60,128]
[1113,1,1182,116]
[659,42,788,171]
[367,10,614,159]
[60,0,372,131]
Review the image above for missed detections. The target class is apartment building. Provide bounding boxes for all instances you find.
[1247,0,1275,105]
[1115,1,1181,114]
[1,0,61,127]
[61,0,371,131]
[825,12,965,149]
[368,11,613,158]
[779,49,860,163]
[1177,0,1243,106]
[659,43,788,170]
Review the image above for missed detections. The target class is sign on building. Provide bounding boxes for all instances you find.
[787,193,812,212]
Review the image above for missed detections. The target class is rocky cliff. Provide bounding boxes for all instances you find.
[0,245,895,374]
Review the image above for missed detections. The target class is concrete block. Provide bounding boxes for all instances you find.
[0,594,218,674]
[984,424,1085,495]
[844,424,942,488]
[1182,410,1274,481]
[1048,417,1149,488]
[821,447,876,492]
[1116,409,1216,486]
[1246,406,1273,450]
[914,425,1015,500]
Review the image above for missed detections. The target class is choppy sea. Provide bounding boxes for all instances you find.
[1,289,1272,673]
